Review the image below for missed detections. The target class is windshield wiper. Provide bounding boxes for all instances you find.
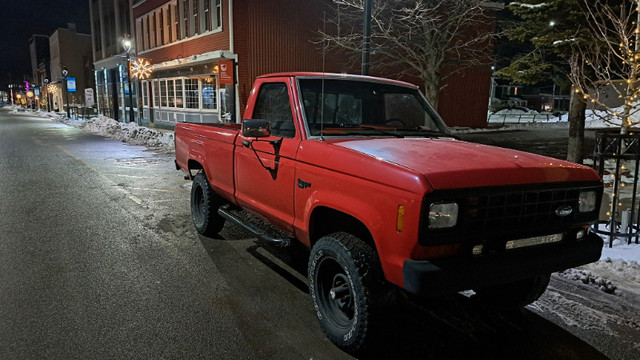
[315,124,404,138]
[358,125,404,138]
[397,127,458,139]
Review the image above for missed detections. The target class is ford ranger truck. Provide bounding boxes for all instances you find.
[174,72,603,355]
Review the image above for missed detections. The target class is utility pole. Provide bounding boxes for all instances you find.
[362,0,372,75]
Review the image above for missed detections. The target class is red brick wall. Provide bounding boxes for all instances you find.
[133,0,230,64]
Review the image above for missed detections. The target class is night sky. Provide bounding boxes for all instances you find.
[0,0,90,82]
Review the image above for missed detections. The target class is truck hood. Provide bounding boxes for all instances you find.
[331,137,600,190]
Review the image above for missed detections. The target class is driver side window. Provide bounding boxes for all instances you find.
[252,83,296,138]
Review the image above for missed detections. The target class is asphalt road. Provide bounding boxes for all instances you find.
[0,110,622,359]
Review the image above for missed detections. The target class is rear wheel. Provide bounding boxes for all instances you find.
[190,173,225,236]
[475,273,551,308]
[308,232,382,355]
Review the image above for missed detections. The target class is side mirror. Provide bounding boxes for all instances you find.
[242,119,271,138]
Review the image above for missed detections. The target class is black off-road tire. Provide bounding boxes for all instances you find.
[475,273,551,308]
[190,173,225,236]
[308,232,383,355]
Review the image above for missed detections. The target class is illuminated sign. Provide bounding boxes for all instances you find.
[67,77,77,92]
[219,59,234,85]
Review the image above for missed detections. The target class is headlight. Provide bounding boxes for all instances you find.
[428,202,458,229]
[579,191,597,212]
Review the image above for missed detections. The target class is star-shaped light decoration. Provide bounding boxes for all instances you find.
[130,58,153,80]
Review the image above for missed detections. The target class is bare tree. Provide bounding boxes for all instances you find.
[317,0,501,109]
[570,0,640,134]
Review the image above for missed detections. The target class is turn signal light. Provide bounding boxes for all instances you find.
[396,205,405,233]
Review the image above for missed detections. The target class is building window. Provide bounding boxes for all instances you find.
[175,78,184,108]
[136,19,143,51]
[168,79,175,107]
[156,10,163,46]
[138,0,222,51]
[171,2,178,42]
[142,17,149,50]
[182,0,189,39]
[160,80,168,107]
[215,0,221,29]
[202,77,216,109]
[185,78,199,109]
[142,80,149,106]
[191,0,199,36]
[149,13,155,48]
[153,80,160,109]
[204,0,211,31]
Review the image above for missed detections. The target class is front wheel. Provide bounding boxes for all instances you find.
[308,232,383,355]
[190,173,225,236]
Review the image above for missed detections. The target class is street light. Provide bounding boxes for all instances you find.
[122,37,135,123]
[62,67,70,118]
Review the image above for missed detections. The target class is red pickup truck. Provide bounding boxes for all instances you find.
[175,72,603,354]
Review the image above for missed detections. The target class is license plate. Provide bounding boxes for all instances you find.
[505,233,563,250]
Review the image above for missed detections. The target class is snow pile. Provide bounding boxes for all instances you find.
[50,114,175,152]
[79,116,175,150]
[586,255,640,295]
[558,268,619,294]
[493,107,539,115]
[36,109,68,122]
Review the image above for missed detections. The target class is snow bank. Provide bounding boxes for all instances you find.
[80,116,175,150]
[50,114,175,152]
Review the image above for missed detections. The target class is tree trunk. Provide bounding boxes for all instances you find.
[424,79,440,110]
[567,87,586,164]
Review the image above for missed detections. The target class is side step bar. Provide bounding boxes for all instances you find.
[218,206,292,247]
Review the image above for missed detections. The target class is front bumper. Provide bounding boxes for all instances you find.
[403,232,603,297]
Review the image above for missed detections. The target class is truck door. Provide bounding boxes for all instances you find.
[234,79,300,232]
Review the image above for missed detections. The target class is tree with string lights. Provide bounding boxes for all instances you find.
[569,0,640,134]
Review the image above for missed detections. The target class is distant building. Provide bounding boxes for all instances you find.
[29,35,50,86]
[49,25,94,112]
[29,35,50,109]
[89,0,134,121]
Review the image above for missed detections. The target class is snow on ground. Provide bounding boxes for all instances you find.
[486,104,640,130]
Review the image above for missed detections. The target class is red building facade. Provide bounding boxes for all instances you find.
[131,0,494,128]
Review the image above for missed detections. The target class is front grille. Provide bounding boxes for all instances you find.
[420,182,602,246]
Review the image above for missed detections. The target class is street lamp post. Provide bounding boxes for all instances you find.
[44,78,50,112]
[122,37,135,123]
[62,67,70,118]
[31,83,36,110]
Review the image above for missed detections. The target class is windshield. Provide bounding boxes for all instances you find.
[298,78,452,137]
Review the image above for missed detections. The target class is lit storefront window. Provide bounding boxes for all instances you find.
[202,78,216,109]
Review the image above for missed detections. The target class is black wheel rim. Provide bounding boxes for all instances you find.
[315,256,355,329]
